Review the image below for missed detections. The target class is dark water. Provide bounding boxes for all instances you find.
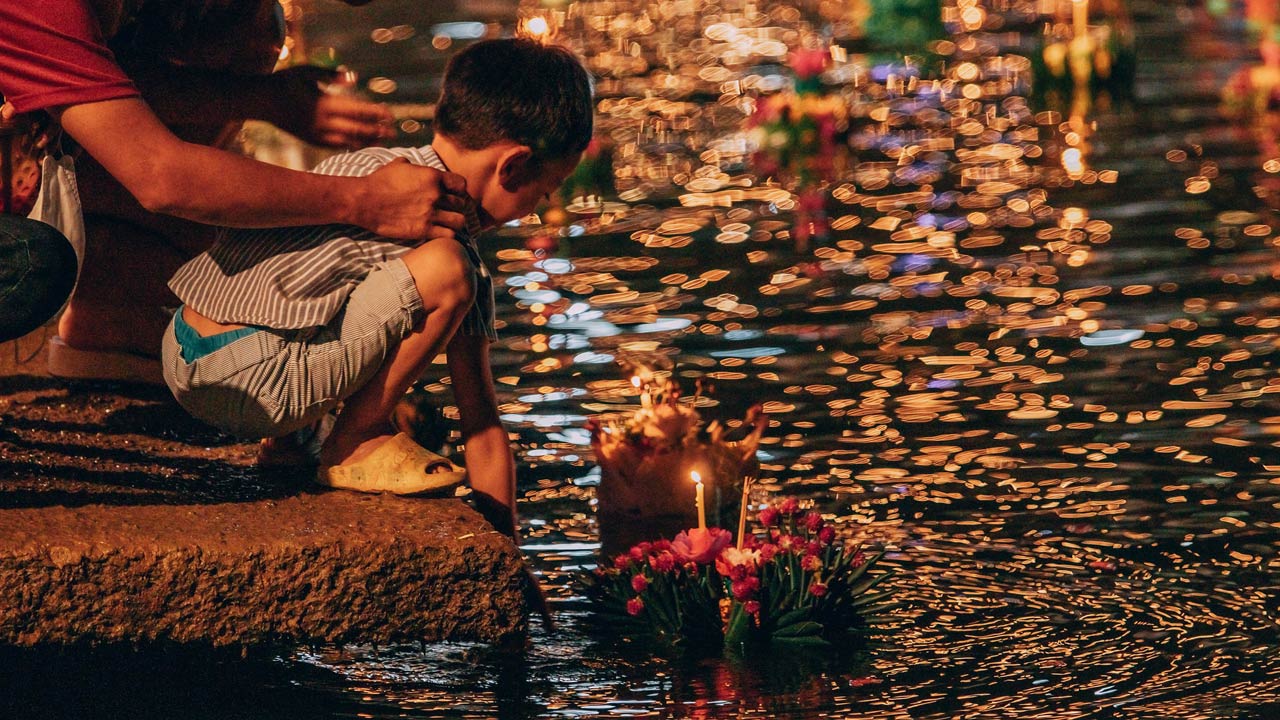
[22,0,1280,717]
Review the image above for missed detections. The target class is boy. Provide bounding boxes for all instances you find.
[161,38,593,537]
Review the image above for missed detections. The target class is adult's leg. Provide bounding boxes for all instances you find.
[318,240,475,468]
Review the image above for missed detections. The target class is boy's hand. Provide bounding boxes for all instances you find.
[353,160,469,240]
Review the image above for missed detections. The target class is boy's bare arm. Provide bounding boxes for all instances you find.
[446,331,517,537]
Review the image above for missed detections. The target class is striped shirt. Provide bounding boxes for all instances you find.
[169,145,497,342]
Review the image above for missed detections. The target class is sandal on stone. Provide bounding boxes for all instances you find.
[316,432,466,495]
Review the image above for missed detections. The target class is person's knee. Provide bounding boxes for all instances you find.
[402,240,476,321]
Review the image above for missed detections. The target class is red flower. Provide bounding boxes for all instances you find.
[803,512,824,532]
[779,498,800,516]
[758,543,779,563]
[631,574,649,593]
[818,526,836,545]
[613,554,632,570]
[778,534,806,553]
[849,550,866,568]
[788,47,830,80]
[743,600,761,616]
[671,527,733,565]
[808,581,828,597]
[759,506,780,526]
[648,551,677,573]
[626,597,645,616]
[629,542,652,561]
[732,576,761,600]
[802,554,822,572]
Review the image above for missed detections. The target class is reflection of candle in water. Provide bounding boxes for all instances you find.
[1062,147,1085,178]
[1072,0,1088,40]
[691,471,706,530]
[631,375,651,408]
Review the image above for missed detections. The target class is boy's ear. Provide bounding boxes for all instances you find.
[496,145,537,190]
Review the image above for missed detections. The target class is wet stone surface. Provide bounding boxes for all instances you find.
[0,377,528,647]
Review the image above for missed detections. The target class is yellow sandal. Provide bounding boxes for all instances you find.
[317,433,466,495]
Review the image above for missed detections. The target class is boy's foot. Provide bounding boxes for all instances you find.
[316,432,465,495]
[258,412,336,467]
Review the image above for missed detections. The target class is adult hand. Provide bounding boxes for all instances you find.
[270,65,395,148]
[354,159,470,240]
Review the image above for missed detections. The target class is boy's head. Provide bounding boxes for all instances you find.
[433,38,594,225]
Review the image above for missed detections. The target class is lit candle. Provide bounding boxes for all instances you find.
[736,475,754,549]
[1072,0,1088,41]
[691,470,706,530]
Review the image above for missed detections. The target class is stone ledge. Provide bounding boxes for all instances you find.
[0,494,528,646]
[0,375,527,647]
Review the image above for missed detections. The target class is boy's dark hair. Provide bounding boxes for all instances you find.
[434,39,594,162]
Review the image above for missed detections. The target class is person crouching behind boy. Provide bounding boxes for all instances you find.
[161,38,592,537]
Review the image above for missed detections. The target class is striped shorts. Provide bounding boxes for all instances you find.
[161,260,424,439]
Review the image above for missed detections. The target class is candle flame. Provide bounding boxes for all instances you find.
[523,16,550,39]
[691,470,702,485]
[631,376,642,388]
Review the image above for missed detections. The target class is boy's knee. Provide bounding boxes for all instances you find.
[402,240,476,318]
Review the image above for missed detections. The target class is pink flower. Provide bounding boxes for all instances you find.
[715,546,760,579]
[613,554,632,570]
[626,597,645,616]
[779,498,800,516]
[807,541,823,556]
[631,574,649,593]
[743,600,761,616]
[648,551,677,573]
[650,539,672,553]
[849,550,866,568]
[732,576,761,600]
[808,581,828,597]
[759,506,780,526]
[818,526,836,545]
[671,527,733,565]
[802,554,822,572]
[803,512,824,532]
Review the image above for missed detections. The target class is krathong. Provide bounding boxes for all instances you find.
[589,370,766,548]
[581,502,895,652]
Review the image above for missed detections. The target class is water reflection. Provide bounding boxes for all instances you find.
[281,0,1280,716]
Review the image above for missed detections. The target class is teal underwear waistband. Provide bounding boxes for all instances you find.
[173,306,261,363]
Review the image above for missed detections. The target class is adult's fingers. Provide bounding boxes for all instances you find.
[432,192,471,214]
[0,102,13,121]
[321,94,393,123]
[314,115,393,147]
[437,170,468,196]
[431,208,468,232]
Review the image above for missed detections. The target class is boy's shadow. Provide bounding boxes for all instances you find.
[0,376,312,509]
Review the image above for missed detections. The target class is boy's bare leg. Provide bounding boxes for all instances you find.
[318,239,473,468]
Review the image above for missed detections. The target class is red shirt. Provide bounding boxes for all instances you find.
[0,0,139,113]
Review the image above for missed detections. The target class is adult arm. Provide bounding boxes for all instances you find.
[57,97,466,238]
